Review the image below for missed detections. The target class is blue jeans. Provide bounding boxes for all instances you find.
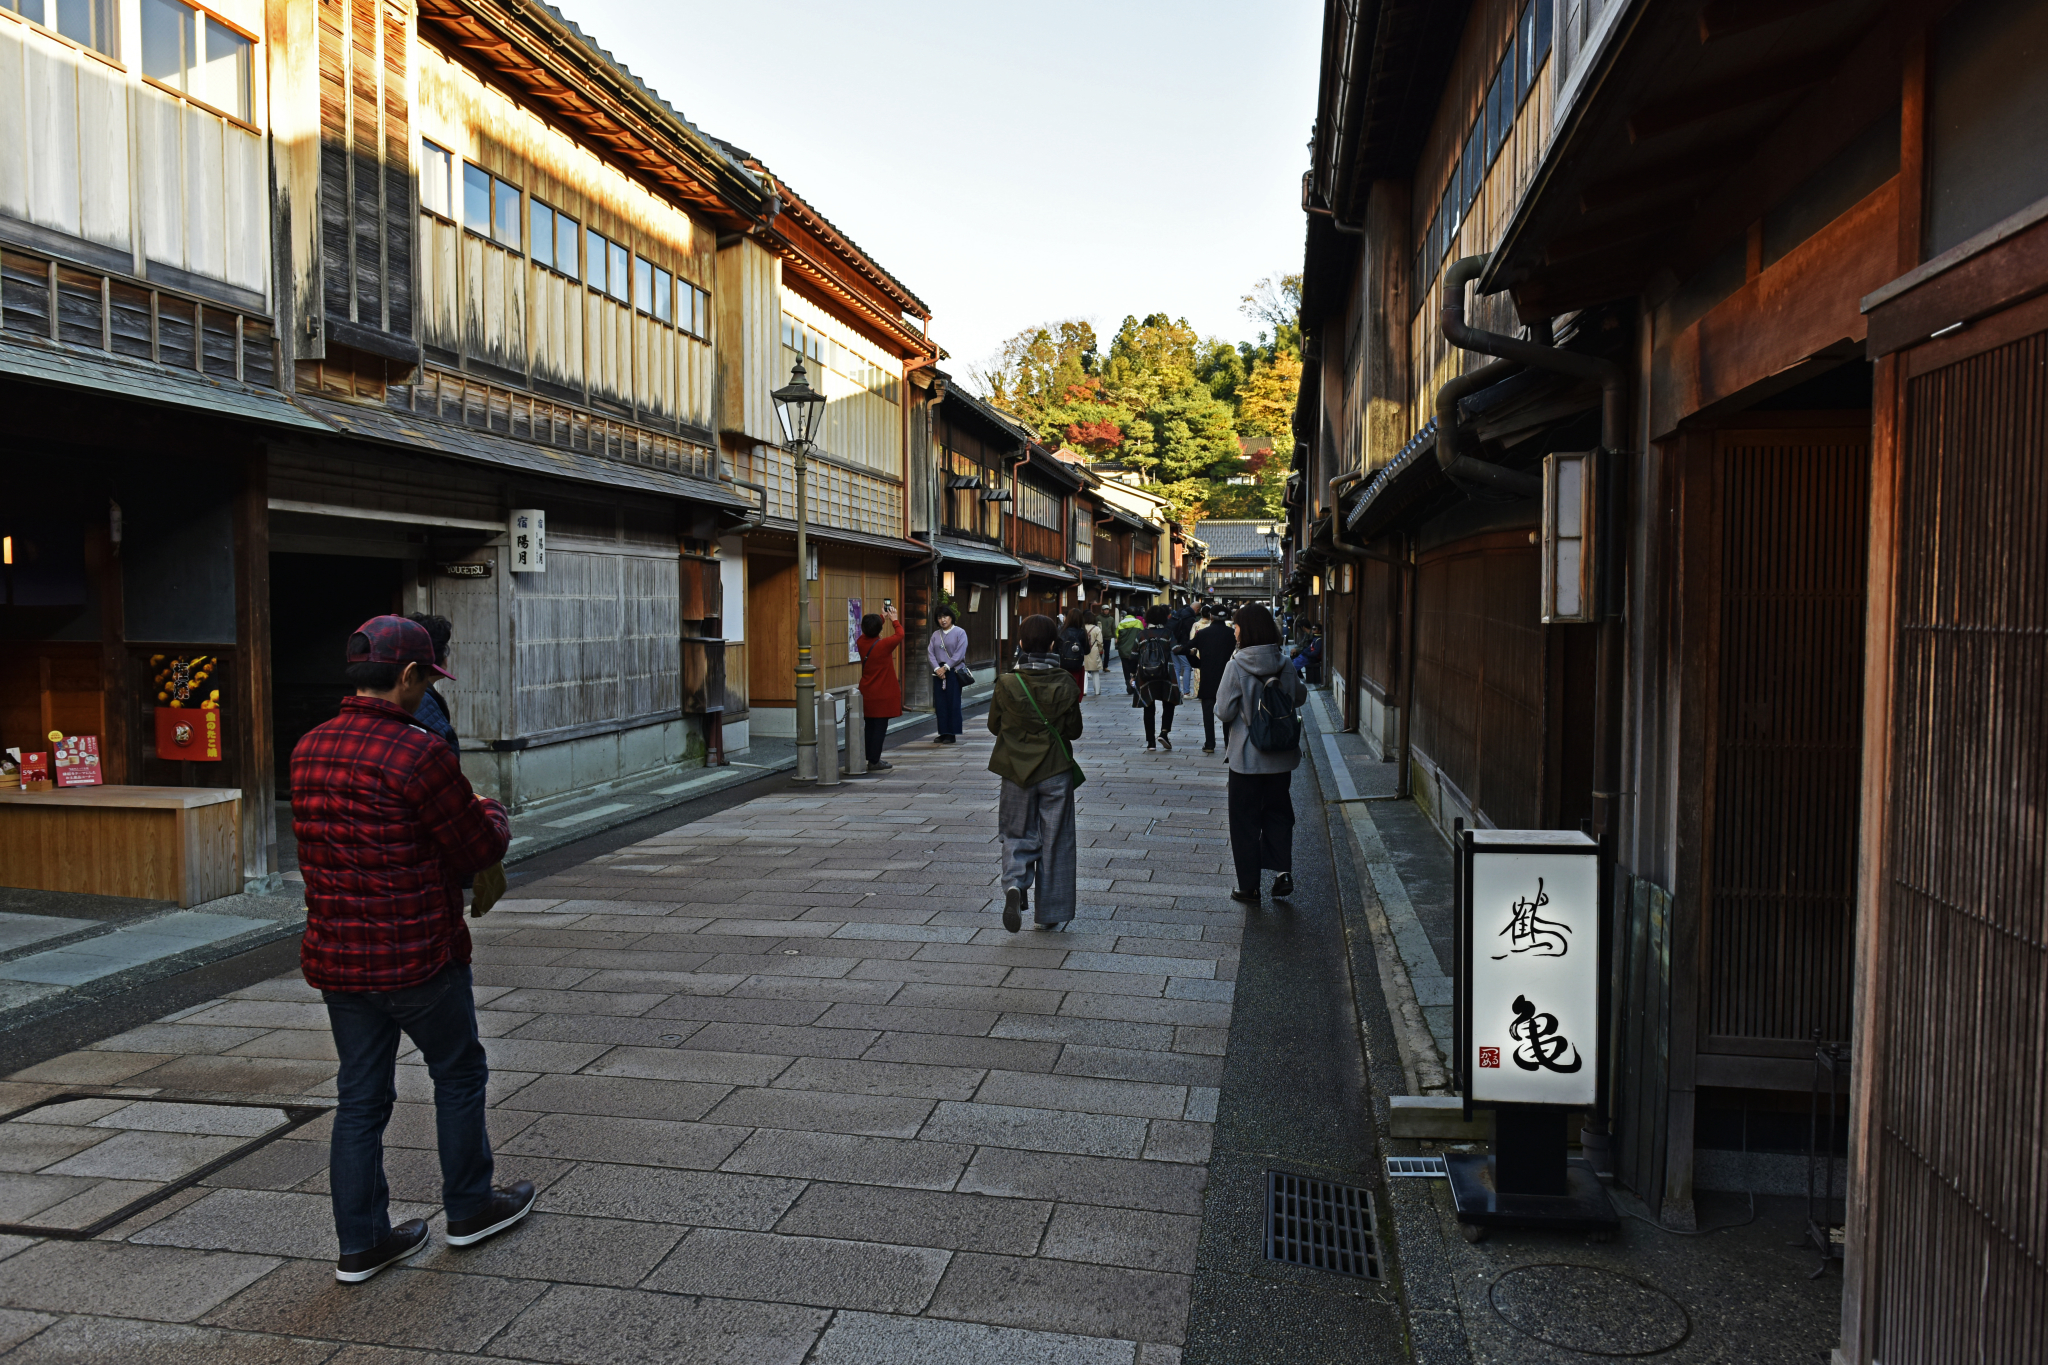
[1174,653,1193,694]
[934,670,964,735]
[323,963,494,1256]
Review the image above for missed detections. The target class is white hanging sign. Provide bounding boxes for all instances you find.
[1462,829,1600,1107]
[509,509,547,573]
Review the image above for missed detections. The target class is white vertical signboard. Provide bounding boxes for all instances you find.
[1464,829,1599,1107]
[509,509,546,573]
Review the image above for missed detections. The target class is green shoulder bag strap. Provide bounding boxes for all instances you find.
[1012,674,1086,790]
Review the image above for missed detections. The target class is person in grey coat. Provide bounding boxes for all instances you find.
[1212,603,1308,904]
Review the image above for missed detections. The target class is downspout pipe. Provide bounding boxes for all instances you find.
[1433,258,1541,498]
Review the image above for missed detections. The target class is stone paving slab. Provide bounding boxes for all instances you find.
[0,686,1244,1359]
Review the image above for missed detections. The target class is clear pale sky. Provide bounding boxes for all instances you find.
[553,0,1322,389]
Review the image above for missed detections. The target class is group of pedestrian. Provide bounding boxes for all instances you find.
[285,592,1308,1289]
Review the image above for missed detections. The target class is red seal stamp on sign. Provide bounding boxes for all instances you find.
[1478,1047,1501,1069]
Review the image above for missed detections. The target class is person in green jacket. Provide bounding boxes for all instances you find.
[1114,610,1144,696]
[988,614,1083,932]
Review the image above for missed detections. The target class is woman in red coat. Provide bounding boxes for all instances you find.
[855,605,904,773]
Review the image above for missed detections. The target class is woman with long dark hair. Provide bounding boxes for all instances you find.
[1211,603,1307,903]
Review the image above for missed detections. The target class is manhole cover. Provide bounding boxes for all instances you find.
[0,1094,324,1239]
[1264,1170,1382,1279]
[1489,1263,1691,1357]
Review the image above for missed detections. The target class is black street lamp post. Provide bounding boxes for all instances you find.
[773,358,828,782]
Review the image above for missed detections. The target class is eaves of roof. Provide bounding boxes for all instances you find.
[418,0,772,227]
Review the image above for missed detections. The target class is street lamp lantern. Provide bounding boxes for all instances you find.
[775,357,829,782]
[772,357,827,448]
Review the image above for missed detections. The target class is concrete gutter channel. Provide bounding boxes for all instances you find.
[0,691,989,1056]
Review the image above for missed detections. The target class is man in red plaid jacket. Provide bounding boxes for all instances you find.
[292,615,530,1282]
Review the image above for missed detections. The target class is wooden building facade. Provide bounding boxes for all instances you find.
[1,0,942,890]
[1293,0,2048,1356]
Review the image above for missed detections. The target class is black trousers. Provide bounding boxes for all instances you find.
[1227,769,1295,893]
[1199,697,1217,748]
[1140,692,1176,743]
[864,715,889,766]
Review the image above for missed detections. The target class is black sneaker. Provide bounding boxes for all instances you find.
[1159,734,1173,751]
[1201,743,1215,753]
[335,1219,428,1283]
[445,1181,536,1247]
[1272,873,1294,898]
[1230,888,1260,905]
[1003,887,1025,933]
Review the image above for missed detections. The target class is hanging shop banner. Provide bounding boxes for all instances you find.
[509,509,547,572]
[1460,829,1600,1107]
[846,598,864,663]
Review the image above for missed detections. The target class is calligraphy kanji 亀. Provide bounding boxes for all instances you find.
[1463,831,1600,1107]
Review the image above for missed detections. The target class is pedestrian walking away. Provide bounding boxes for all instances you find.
[1082,609,1107,696]
[988,614,1083,932]
[1056,605,1093,693]
[1213,603,1307,904]
[291,615,529,1284]
[928,605,969,744]
[1115,609,1144,695]
[1184,603,1237,754]
[1168,595,1197,696]
[1130,603,1180,751]
[856,604,905,771]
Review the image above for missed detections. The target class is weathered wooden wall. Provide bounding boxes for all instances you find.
[412,35,714,428]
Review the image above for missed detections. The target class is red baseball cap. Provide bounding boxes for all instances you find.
[346,615,455,680]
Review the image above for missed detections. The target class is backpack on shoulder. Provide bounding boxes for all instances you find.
[1246,672,1303,752]
[1133,633,1175,689]
[1058,625,1089,672]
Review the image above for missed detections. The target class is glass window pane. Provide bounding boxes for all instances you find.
[634,256,652,312]
[17,2,48,29]
[420,142,451,218]
[608,241,629,301]
[141,0,193,91]
[654,267,671,323]
[556,213,579,280]
[463,163,491,235]
[529,200,552,269]
[203,19,251,121]
[493,177,520,247]
[586,227,605,291]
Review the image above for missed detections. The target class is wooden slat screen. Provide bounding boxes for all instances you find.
[1358,555,1393,695]
[1412,538,1543,829]
[1704,431,1868,1047]
[1872,328,2048,1361]
[319,0,413,342]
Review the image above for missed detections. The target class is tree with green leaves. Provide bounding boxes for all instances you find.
[973,272,1302,522]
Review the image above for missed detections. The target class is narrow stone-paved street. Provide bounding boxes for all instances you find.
[0,684,1251,1361]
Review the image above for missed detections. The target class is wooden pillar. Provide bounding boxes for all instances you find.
[91,513,131,783]
[231,448,276,888]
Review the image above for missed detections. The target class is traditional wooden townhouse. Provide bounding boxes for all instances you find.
[1197,521,1283,606]
[260,0,770,825]
[919,379,1025,674]
[1010,439,1084,624]
[1295,0,2047,1353]
[705,147,938,731]
[1,0,318,888]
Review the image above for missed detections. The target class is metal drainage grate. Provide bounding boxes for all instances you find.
[1265,1170,1382,1279]
[1386,1155,1449,1178]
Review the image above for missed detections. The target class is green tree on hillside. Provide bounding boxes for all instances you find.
[973,272,1302,522]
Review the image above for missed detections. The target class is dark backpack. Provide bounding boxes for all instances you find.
[1247,671,1303,752]
[1134,632,1175,687]
[1057,625,1089,671]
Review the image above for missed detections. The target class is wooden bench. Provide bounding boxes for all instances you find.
[0,786,242,907]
